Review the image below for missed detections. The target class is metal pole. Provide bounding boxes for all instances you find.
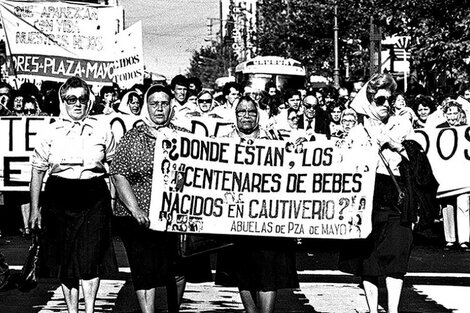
[404,51,408,92]
[219,0,223,45]
[333,1,340,89]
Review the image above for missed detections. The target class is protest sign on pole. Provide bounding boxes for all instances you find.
[112,21,144,89]
[149,132,378,239]
[0,0,124,85]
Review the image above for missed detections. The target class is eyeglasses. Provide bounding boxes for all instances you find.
[198,99,212,103]
[149,101,170,109]
[303,104,316,110]
[23,109,36,114]
[236,109,257,117]
[374,95,394,107]
[288,116,299,121]
[64,96,88,105]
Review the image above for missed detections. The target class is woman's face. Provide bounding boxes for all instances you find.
[341,115,357,132]
[330,107,342,123]
[197,93,213,113]
[370,88,392,121]
[287,110,299,129]
[147,91,171,125]
[128,95,142,115]
[236,100,258,133]
[445,106,461,126]
[417,104,431,122]
[63,87,89,120]
[393,94,406,111]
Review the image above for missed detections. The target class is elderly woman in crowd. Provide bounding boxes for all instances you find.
[110,85,189,313]
[339,73,415,313]
[119,90,143,116]
[29,76,117,313]
[225,96,299,313]
[437,100,470,251]
[339,108,358,137]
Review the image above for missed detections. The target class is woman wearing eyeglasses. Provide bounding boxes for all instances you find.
[184,90,222,119]
[223,96,298,313]
[339,73,417,313]
[30,77,117,313]
[110,85,192,313]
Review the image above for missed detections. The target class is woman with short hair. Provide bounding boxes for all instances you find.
[30,76,117,313]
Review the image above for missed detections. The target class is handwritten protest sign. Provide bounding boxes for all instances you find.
[149,132,378,239]
[413,126,470,198]
[0,1,125,85]
[112,21,144,89]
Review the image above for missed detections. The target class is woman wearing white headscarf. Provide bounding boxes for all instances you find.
[110,84,188,313]
[221,96,298,313]
[339,73,415,313]
[118,90,143,115]
[30,76,117,313]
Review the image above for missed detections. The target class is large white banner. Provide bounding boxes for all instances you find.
[0,0,125,85]
[413,126,470,198]
[149,132,378,239]
[0,114,140,191]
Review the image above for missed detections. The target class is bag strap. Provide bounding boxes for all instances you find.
[363,125,405,204]
[378,150,405,197]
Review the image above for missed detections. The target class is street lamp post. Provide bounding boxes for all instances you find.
[333,1,340,89]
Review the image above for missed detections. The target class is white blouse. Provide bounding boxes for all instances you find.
[31,116,115,179]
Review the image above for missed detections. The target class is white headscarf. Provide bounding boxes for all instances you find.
[349,81,386,122]
[119,90,141,115]
[232,96,262,139]
[139,85,175,135]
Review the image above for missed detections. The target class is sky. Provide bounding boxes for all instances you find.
[119,0,220,80]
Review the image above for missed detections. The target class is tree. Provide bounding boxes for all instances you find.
[257,0,372,80]
[186,42,238,88]
[373,0,470,92]
[256,0,470,92]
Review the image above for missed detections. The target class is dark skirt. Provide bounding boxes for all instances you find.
[40,176,117,281]
[338,174,413,277]
[113,216,177,290]
[233,236,299,291]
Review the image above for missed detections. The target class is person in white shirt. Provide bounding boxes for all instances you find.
[30,76,117,313]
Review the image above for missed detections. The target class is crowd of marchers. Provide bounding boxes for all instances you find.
[0,73,469,313]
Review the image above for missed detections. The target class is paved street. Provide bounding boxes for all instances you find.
[1,235,469,312]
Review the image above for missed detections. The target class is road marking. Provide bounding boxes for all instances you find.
[414,285,469,313]
[36,280,126,313]
[16,278,470,313]
[10,265,470,279]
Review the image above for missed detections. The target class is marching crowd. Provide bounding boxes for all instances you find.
[0,73,469,313]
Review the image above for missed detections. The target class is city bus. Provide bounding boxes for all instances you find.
[234,56,306,92]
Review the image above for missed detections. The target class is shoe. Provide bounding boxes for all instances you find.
[460,243,470,252]
[444,242,456,251]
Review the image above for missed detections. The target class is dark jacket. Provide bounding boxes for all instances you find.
[399,140,439,229]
